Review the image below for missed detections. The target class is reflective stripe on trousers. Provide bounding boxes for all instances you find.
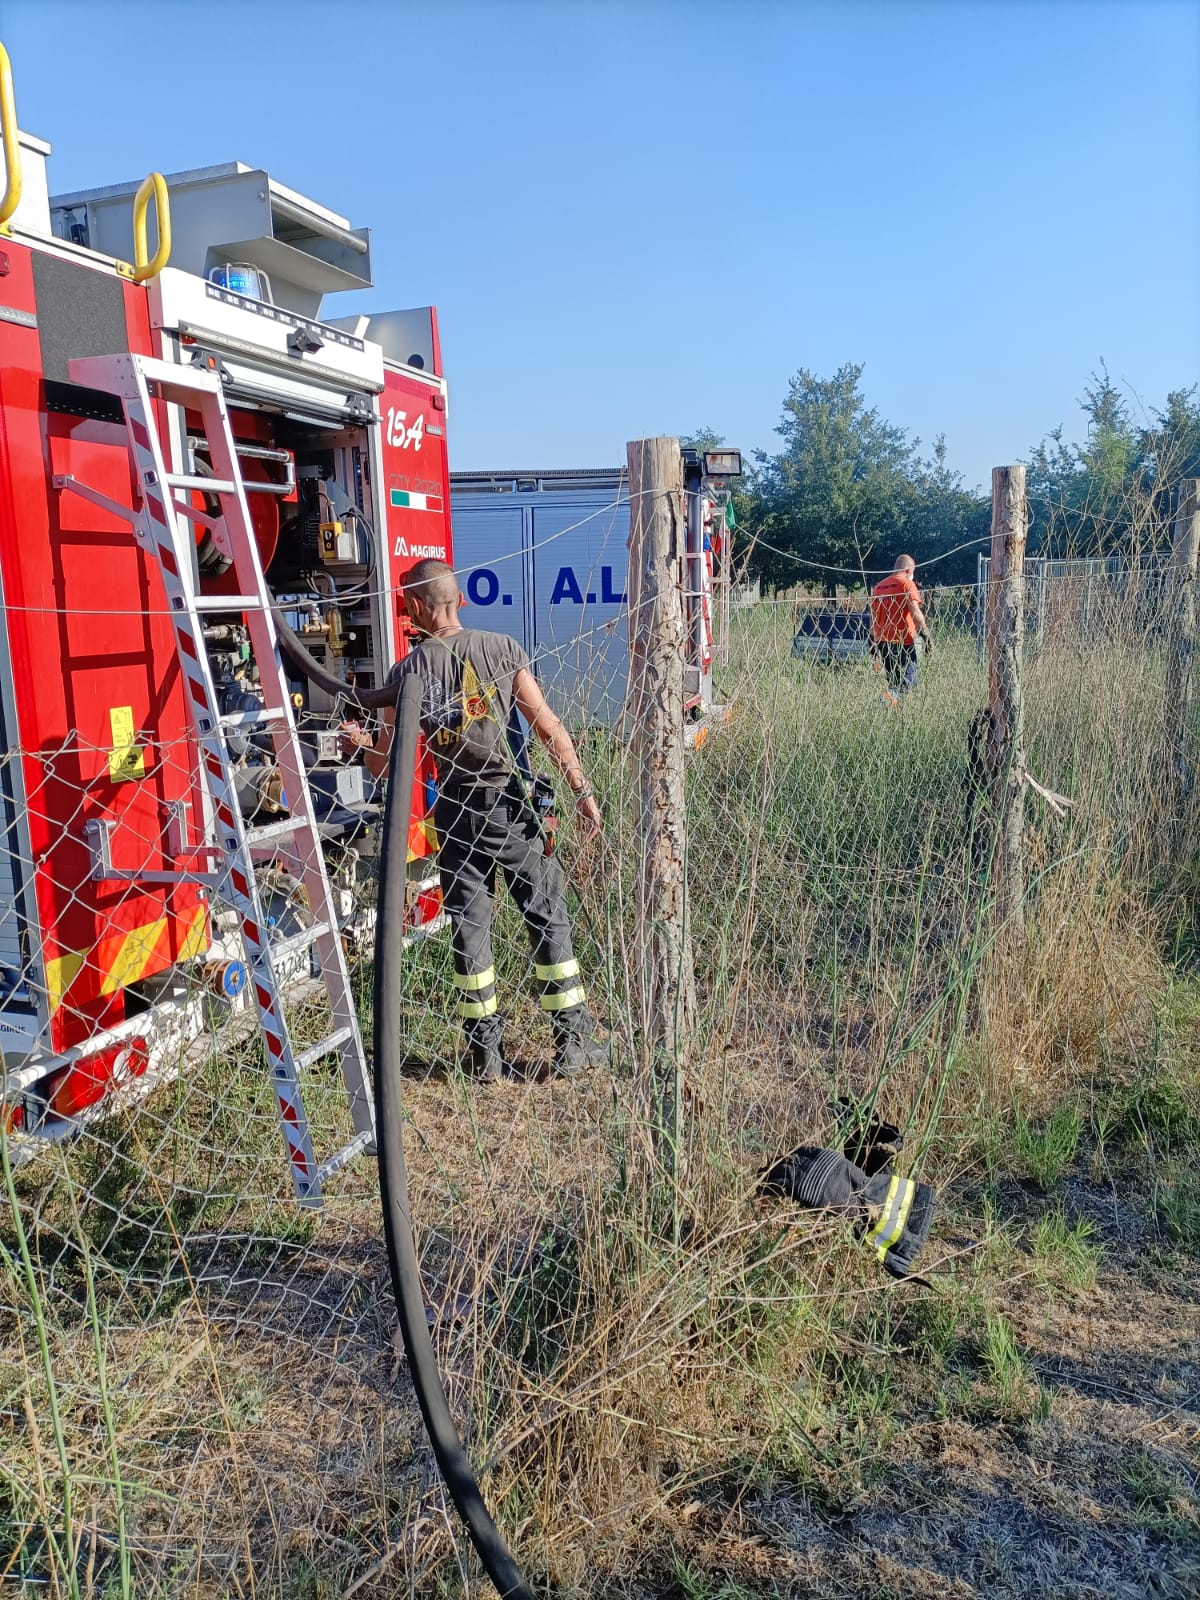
[864,1175,916,1263]
[452,964,497,1020]
[436,785,586,1038]
[534,956,584,1012]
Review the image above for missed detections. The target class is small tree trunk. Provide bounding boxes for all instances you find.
[986,466,1028,943]
[626,438,696,1170]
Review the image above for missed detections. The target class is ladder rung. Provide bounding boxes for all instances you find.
[245,817,301,848]
[68,351,221,398]
[167,473,238,495]
[295,1027,354,1072]
[220,706,291,729]
[194,595,265,611]
[271,920,332,962]
[316,1130,376,1185]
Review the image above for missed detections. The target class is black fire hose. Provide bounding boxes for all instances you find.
[273,605,399,710]
[375,671,534,1600]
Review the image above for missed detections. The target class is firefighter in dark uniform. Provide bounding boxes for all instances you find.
[341,558,606,1082]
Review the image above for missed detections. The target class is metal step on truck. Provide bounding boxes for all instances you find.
[0,47,450,1199]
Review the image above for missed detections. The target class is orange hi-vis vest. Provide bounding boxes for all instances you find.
[870,572,920,645]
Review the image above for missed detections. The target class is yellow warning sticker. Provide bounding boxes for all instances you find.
[107,705,146,783]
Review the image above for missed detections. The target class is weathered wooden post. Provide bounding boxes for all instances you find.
[626,436,696,1170]
[1166,479,1200,855]
[986,466,1028,942]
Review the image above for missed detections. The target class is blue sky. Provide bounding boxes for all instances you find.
[4,0,1197,489]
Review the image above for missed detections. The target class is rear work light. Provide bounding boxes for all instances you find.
[44,1036,150,1120]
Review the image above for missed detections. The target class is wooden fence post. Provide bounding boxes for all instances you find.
[1166,479,1200,853]
[626,437,696,1165]
[986,465,1028,942]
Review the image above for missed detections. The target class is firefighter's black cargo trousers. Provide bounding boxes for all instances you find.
[435,784,587,1050]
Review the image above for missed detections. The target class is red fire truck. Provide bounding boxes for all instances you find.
[0,49,448,1195]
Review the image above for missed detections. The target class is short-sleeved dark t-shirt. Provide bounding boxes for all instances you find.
[389,628,529,794]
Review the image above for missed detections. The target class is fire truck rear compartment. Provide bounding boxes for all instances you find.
[2,144,449,1126]
[168,415,385,949]
[195,410,385,733]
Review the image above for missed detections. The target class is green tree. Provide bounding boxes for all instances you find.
[1139,387,1200,531]
[1150,388,1200,480]
[1027,363,1161,556]
[750,363,914,594]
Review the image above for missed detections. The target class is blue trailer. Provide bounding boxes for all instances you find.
[450,463,735,731]
[448,469,633,724]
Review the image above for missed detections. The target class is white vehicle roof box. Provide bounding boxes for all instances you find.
[0,125,52,235]
[50,162,372,319]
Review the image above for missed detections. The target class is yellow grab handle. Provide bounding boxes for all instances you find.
[132,171,171,281]
[0,42,23,235]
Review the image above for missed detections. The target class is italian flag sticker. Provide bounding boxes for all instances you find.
[390,489,444,513]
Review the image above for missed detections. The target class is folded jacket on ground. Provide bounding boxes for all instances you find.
[759,1143,936,1279]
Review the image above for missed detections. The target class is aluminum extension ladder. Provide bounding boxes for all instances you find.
[58,352,373,1206]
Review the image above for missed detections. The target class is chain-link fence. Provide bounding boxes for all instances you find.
[2,543,1196,1594]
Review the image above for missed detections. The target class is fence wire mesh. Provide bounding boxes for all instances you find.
[1,552,1197,1596]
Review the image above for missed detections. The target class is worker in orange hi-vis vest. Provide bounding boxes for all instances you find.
[869,554,935,700]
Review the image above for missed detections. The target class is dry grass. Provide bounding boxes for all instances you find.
[3,573,1200,1598]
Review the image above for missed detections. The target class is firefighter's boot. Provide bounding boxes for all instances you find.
[462,1020,505,1084]
[551,1010,609,1078]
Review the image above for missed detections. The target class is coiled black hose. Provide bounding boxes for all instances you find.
[375,671,534,1600]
